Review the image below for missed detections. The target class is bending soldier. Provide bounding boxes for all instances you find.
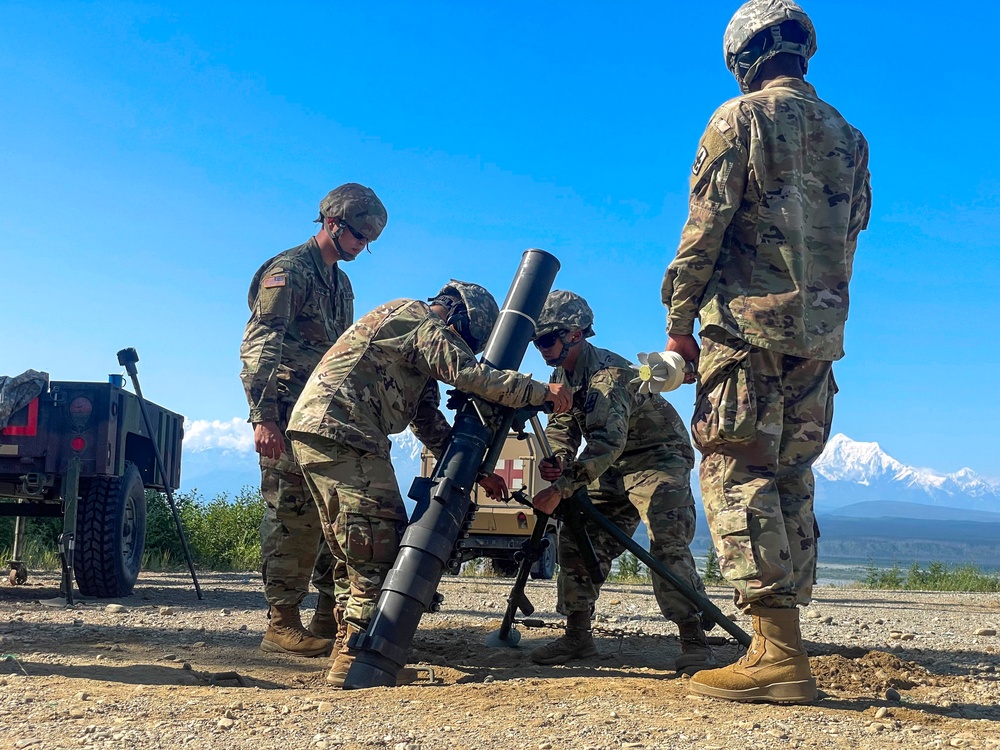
[240,183,387,657]
[662,0,872,703]
[287,281,572,687]
[530,291,715,674]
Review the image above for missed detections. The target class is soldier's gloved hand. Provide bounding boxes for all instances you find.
[539,455,563,482]
[532,485,562,515]
[543,382,572,414]
[254,421,285,460]
[666,333,700,385]
[476,472,509,501]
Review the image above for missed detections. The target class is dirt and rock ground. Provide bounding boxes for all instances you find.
[1,570,999,750]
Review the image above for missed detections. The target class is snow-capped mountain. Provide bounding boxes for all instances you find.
[814,434,1000,514]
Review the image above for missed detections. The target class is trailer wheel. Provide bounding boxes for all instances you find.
[75,463,147,597]
[530,532,557,580]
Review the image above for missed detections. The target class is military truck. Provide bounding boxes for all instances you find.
[421,432,557,579]
[0,373,183,597]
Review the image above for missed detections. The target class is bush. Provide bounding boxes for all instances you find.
[702,544,725,585]
[144,486,265,572]
[610,552,649,583]
[864,559,1000,592]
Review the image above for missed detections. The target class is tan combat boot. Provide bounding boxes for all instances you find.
[530,610,598,665]
[308,592,339,640]
[674,619,717,675]
[688,605,816,704]
[326,624,360,688]
[326,625,419,688]
[260,604,333,657]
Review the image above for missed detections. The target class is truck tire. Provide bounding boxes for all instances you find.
[530,532,557,580]
[75,463,147,598]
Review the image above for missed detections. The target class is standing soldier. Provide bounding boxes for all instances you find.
[661,0,872,703]
[530,291,715,674]
[240,183,387,657]
[287,281,572,687]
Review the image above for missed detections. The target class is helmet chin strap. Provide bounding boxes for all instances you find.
[549,333,578,368]
[325,221,355,262]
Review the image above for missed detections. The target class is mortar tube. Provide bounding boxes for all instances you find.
[343,249,560,689]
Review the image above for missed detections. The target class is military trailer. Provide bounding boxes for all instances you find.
[0,373,183,597]
[421,432,557,579]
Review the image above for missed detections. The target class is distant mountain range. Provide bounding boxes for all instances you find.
[814,434,1000,516]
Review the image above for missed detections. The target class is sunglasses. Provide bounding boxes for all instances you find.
[340,221,369,244]
[533,330,566,349]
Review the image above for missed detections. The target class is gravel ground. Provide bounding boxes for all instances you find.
[1,570,999,750]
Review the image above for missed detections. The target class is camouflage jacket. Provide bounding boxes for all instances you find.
[240,237,354,425]
[545,342,695,499]
[287,299,549,460]
[662,76,872,361]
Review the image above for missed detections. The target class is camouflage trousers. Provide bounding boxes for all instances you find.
[693,327,835,611]
[290,433,408,630]
[259,417,346,609]
[557,467,706,626]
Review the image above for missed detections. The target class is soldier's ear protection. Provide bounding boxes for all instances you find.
[429,293,479,352]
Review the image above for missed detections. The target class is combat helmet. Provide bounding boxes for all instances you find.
[534,290,596,340]
[431,280,500,355]
[723,0,817,93]
[315,183,388,243]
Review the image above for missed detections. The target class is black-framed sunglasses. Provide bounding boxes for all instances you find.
[533,330,566,349]
[340,221,369,244]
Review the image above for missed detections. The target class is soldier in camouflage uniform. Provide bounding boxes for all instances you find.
[661,0,872,703]
[287,281,572,687]
[240,183,388,658]
[529,291,715,673]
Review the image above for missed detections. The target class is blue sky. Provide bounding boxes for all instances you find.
[2,1,998,479]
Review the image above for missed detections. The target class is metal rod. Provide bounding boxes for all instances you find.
[116,348,203,600]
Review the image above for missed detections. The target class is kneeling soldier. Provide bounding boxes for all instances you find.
[530,291,715,674]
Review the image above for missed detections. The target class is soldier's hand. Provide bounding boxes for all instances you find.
[254,421,285,460]
[543,382,572,413]
[539,455,563,482]
[476,472,509,501]
[666,334,700,385]
[532,485,562,515]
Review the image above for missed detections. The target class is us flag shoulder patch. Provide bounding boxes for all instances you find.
[262,274,286,289]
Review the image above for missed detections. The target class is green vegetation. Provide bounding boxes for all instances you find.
[702,544,725,585]
[864,559,1000,592]
[0,487,266,574]
[608,552,650,583]
[144,487,265,571]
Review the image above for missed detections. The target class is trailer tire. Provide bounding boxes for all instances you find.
[530,531,557,580]
[75,463,146,598]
